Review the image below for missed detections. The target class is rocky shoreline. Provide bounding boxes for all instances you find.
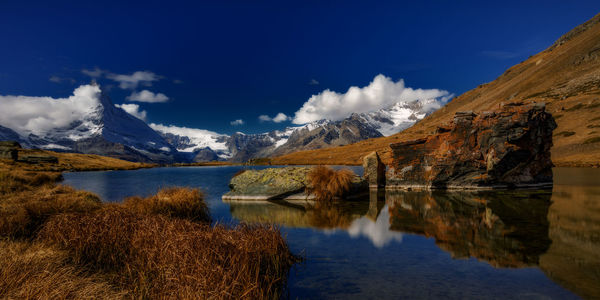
[225,103,558,200]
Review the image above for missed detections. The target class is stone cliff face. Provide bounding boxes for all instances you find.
[387,102,557,189]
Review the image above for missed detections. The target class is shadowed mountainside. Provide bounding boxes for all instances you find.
[272,13,600,167]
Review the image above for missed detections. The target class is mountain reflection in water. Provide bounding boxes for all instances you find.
[226,177,600,299]
[226,190,552,267]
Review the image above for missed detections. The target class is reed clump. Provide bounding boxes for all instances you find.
[38,207,298,299]
[306,165,355,201]
[123,187,210,223]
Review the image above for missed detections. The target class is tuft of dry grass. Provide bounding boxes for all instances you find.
[306,166,354,202]
[0,169,62,195]
[0,184,101,238]
[38,207,298,299]
[123,187,210,223]
[0,240,125,299]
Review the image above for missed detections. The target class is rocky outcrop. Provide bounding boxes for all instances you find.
[0,141,20,160]
[224,167,367,200]
[387,103,557,189]
[362,151,386,188]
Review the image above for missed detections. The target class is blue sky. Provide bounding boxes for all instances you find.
[1,0,599,134]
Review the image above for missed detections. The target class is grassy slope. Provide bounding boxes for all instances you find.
[272,13,600,167]
[1,148,154,172]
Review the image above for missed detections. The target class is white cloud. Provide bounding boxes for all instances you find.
[81,67,104,78]
[49,75,76,84]
[309,79,319,85]
[347,205,403,248]
[258,112,290,123]
[0,84,101,137]
[106,71,161,89]
[126,90,169,103]
[115,103,147,121]
[230,119,244,126]
[48,76,62,83]
[292,74,451,124]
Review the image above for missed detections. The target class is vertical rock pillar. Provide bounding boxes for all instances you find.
[363,151,386,189]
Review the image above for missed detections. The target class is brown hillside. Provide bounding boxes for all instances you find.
[272,13,600,167]
[0,148,153,172]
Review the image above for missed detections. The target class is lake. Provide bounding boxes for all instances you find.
[63,166,600,299]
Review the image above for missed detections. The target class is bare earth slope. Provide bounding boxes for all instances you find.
[272,13,600,167]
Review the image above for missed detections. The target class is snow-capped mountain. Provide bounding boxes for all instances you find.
[358,98,443,136]
[0,84,178,162]
[0,84,441,163]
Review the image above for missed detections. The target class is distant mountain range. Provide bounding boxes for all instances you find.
[150,98,441,162]
[0,83,441,163]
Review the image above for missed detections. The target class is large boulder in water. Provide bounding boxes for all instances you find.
[224,166,368,200]
[386,102,557,189]
[225,167,312,199]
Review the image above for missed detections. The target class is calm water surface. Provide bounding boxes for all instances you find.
[63,167,600,299]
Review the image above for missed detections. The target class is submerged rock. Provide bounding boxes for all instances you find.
[387,102,557,189]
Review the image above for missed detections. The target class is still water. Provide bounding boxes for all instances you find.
[63,167,600,299]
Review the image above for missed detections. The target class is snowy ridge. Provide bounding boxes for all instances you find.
[149,123,229,153]
[359,98,442,136]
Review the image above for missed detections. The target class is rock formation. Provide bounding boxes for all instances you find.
[386,103,556,189]
[362,151,386,188]
[0,141,20,161]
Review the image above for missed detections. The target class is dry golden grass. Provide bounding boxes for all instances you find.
[0,184,101,238]
[0,169,63,195]
[0,164,298,299]
[306,166,354,202]
[123,187,211,223]
[272,13,600,167]
[0,240,125,299]
[38,207,298,299]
